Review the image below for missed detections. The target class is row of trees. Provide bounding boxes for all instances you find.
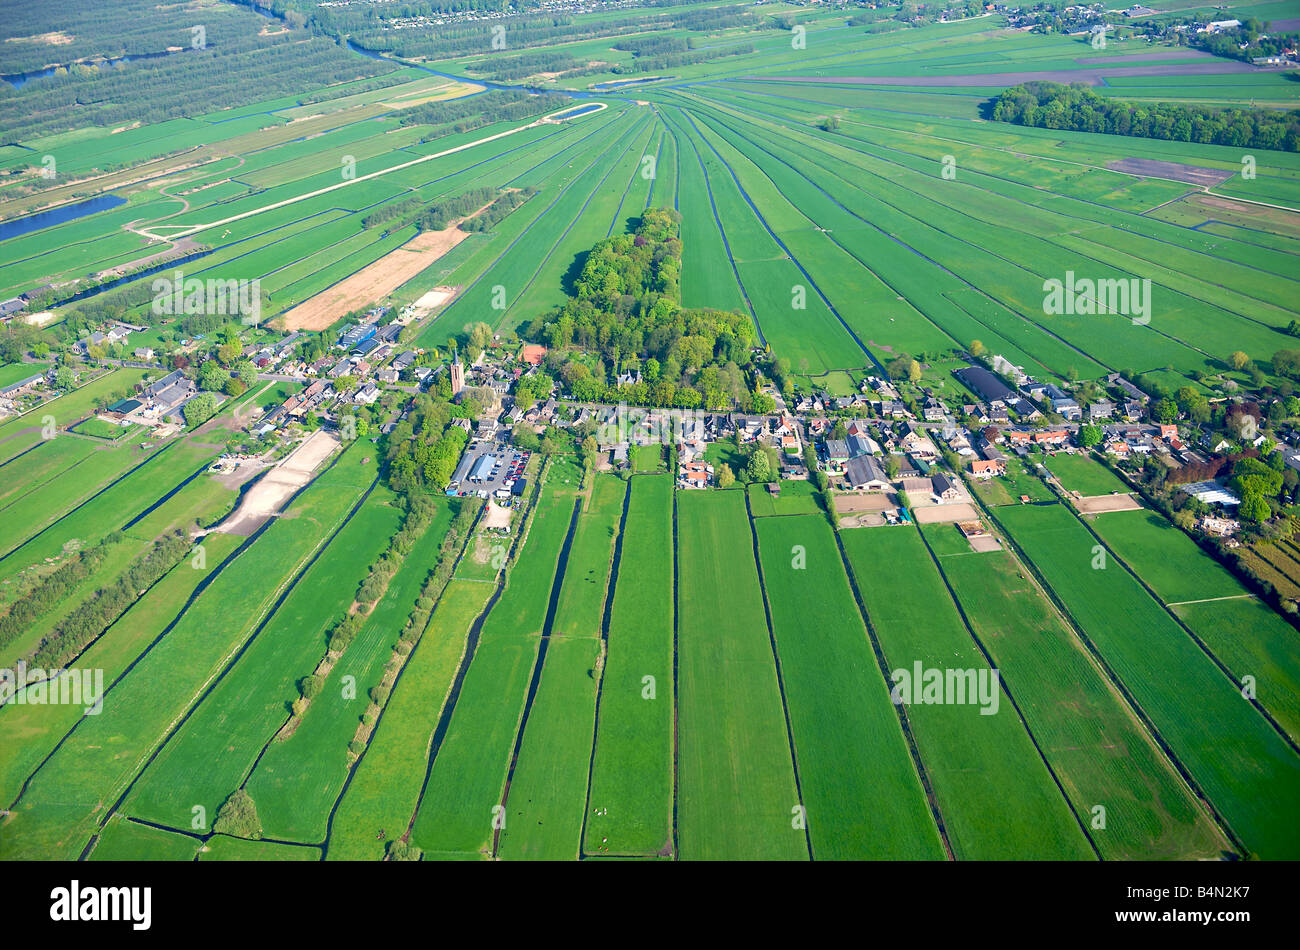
[991,81,1300,152]
[0,534,117,651]
[28,530,192,669]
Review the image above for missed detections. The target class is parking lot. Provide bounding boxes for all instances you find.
[448,441,530,499]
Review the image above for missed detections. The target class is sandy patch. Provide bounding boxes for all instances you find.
[833,492,896,514]
[968,535,1003,553]
[482,501,513,530]
[414,286,456,310]
[5,31,73,46]
[912,502,979,524]
[282,229,469,331]
[209,430,339,535]
[1076,493,1143,514]
[21,311,56,327]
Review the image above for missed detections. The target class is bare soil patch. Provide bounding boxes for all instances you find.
[912,502,979,524]
[1075,493,1142,514]
[1106,157,1233,187]
[833,492,896,514]
[282,229,469,331]
[209,430,339,535]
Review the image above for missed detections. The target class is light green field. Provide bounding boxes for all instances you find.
[675,490,806,860]
[753,514,944,859]
[585,475,675,857]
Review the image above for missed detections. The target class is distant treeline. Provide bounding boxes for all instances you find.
[991,81,1300,152]
[294,0,759,63]
[401,89,570,138]
[0,0,390,143]
[363,186,538,233]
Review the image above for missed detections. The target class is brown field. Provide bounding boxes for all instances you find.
[1106,157,1234,187]
[912,502,979,524]
[764,60,1258,87]
[833,492,896,514]
[282,228,469,331]
[1075,494,1142,514]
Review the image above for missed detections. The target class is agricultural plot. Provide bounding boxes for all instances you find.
[0,444,376,860]
[1091,509,1300,743]
[921,522,1230,860]
[842,526,1095,860]
[328,578,493,861]
[994,503,1300,860]
[585,475,675,857]
[1047,453,1131,497]
[246,504,456,844]
[409,470,577,856]
[753,515,943,859]
[675,491,805,860]
[122,489,405,833]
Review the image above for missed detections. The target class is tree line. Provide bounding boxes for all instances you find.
[991,81,1300,152]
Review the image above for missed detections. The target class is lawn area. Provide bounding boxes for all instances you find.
[633,443,665,473]
[1046,452,1129,496]
[746,479,821,517]
[675,490,806,860]
[753,514,943,859]
[843,525,1095,860]
[585,474,675,857]
[968,456,1053,507]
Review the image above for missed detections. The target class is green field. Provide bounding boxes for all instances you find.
[995,502,1300,860]
[921,522,1229,860]
[585,475,676,857]
[675,491,805,860]
[1047,454,1131,497]
[843,526,1095,860]
[754,514,944,859]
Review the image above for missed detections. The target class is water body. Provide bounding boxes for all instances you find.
[345,40,595,99]
[0,194,127,243]
[2,50,187,90]
[551,103,605,119]
[589,76,667,91]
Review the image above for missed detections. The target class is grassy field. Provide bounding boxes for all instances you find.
[585,474,675,857]
[843,525,1095,860]
[753,514,943,859]
[122,490,403,832]
[1047,454,1131,497]
[0,443,376,860]
[1091,508,1300,743]
[746,478,821,517]
[328,578,493,861]
[675,490,805,860]
[921,522,1230,860]
[994,502,1300,860]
